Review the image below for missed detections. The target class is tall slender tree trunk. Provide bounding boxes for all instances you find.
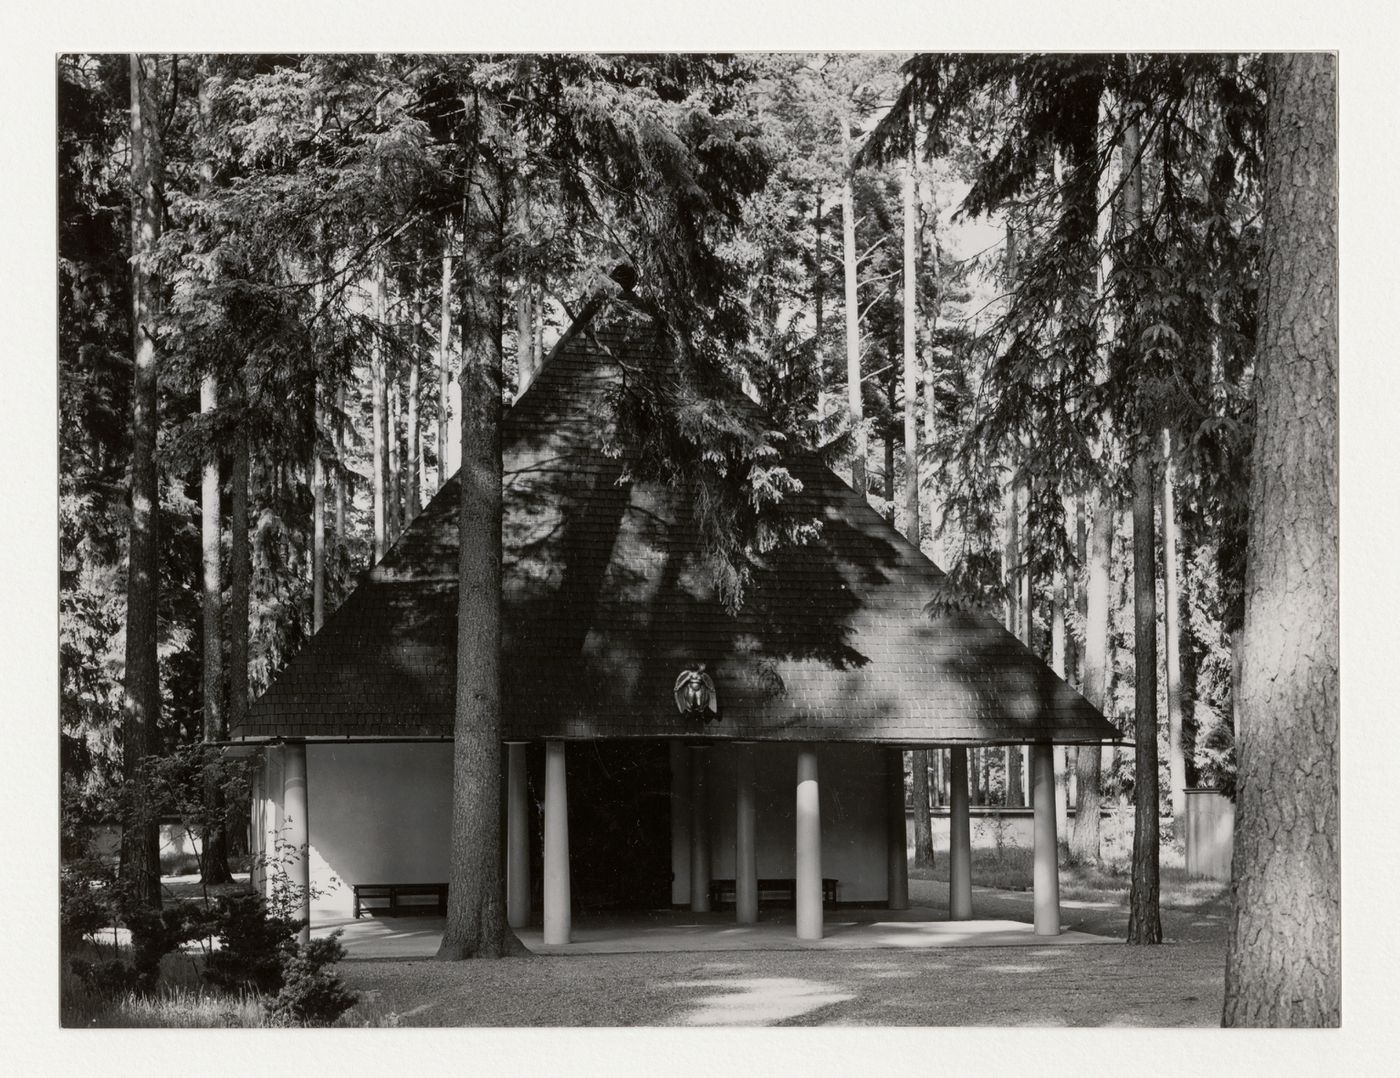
[371,261,388,560]
[229,431,251,761]
[814,187,825,336]
[388,348,402,544]
[516,280,534,395]
[194,73,233,887]
[840,112,865,496]
[898,149,935,871]
[1051,565,1069,840]
[1127,451,1162,942]
[1122,107,1162,945]
[333,383,346,557]
[1072,490,1112,862]
[407,281,424,524]
[438,223,454,490]
[1003,476,1025,808]
[1223,52,1338,1027]
[199,370,233,884]
[1161,428,1186,826]
[437,168,524,960]
[121,54,164,909]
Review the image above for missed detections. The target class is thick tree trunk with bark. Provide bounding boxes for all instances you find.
[1072,489,1112,861]
[121,54,164,908]
[437,183,524,960]
[1223,52,1338,1027]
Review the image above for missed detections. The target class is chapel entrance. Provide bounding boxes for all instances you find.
[528,740,671,913]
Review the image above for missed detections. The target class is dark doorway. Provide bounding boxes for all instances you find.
[527,740,671,914]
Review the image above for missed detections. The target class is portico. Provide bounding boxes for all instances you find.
[232,304,1117,947]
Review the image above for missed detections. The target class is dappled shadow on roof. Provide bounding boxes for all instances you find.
[240,314,1116,746]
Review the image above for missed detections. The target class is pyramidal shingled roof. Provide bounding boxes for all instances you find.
[235,305,1117,746]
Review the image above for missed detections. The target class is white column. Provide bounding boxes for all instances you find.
[1032,741,1061,935]
[282,742,310,944]
[543,739,571,945]
[735,744,758,924]
[886,748,910,910]
[795,746,823,940]
[249,762,265,896]
[948,747,973,920]
[506,742,530,929]
[689,747,711,912]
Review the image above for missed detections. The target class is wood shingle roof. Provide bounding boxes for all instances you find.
[235,307,1119,746]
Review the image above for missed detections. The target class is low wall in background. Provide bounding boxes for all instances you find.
[87,821,207,866]
[1184,788,1235,881]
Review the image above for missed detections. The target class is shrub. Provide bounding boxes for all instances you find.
[203,894,301,994]
[122,901,209,990]
[264,932,357,1026]
[60,859,115,952]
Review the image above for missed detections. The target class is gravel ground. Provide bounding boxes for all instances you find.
[338,942,1225,1027]
[338,883,1230,1027]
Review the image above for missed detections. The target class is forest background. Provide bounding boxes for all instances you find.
[8,0,1388,1064]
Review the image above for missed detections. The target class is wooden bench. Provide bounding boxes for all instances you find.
[708,877,838,908]
[352,883,448,919]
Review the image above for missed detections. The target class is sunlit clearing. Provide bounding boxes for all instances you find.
[675,977,854,1026]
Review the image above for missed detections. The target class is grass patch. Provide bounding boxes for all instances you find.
[911,837,1222,910]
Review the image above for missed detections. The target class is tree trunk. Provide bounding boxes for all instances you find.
[1003,478,1025,808]
[814,188,824,343]
[1162,428,1186,826]
[438,224,454,489]
[901,154,919,542]
[437,176,524,960]
[388,345,402,544]
[1123,104,1162,944]
[120,54,163,909]
[1223,51,1338,1027]
[371,261,388,560]
[199,370,233,885]
[516,279,534,395]
[1127,450,1162,943]
[841,112,865,496]
[1071,489,1112,862]
[1051,565,1069,840]
[909,752,934,870]
[229,430,250,739]
[407,281,424,524]
[334,384,346,543]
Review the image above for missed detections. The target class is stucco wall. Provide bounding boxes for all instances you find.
[303,742,454,918]
[672,742,892,905]
[255,739,894,923]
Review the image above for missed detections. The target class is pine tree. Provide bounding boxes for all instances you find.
[120,53,164,910]
[1222,51,1338,1027]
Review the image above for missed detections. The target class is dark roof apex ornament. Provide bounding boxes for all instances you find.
[674,664,720,724]
[610,262,638,296]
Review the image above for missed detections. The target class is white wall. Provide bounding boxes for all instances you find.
[303,742,454,918]
[673,742,891,905]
